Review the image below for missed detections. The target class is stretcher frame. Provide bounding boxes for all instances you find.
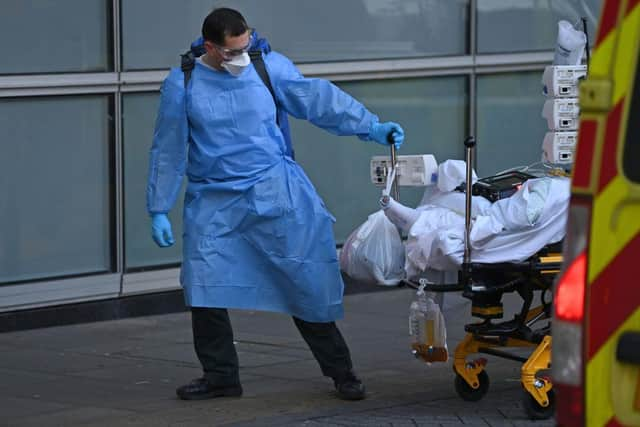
[399,137,561,420]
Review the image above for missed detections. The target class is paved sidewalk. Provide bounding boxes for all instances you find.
[0,288,553,427]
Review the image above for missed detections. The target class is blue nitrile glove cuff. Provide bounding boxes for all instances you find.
[368,121,405,150]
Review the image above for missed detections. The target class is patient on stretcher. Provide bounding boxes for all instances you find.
[381,160,571,280]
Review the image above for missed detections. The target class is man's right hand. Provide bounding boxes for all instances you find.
[369,121,405,150]
[151,213,175,247]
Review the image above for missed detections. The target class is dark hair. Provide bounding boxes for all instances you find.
[202,8,249,45]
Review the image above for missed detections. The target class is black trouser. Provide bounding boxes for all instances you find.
[191,307,353,385]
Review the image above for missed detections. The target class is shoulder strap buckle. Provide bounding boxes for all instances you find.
[248,50,262,61]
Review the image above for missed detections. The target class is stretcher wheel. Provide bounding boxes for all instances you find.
[522,389,555,420]
[454,370,489,402]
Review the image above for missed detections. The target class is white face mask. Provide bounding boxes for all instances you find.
[221,52,250,76]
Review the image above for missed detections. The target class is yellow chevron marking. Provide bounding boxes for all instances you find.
[587,308,640,427]
[590,28,617,78]
[589,176,640,283]
[635,374,640,411]
[613,5,640,105]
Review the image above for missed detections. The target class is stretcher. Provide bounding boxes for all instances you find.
[398,137,561,420]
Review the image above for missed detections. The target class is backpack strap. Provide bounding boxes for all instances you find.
[248,50,280,126]
[180,50,196,88]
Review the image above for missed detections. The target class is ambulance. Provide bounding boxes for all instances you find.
[552,0,640,426]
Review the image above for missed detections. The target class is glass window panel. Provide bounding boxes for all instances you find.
[0,0,111,74]
[476,72,546,177]
[0,96,112,284]
[292,76,468,243]
[121,0,469,70]
[123,93,184,270]
[477,0,603,54]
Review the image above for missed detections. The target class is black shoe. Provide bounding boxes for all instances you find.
[176,377,243,400]
[333,373,366,401]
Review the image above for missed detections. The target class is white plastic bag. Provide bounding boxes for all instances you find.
[340,211,405,286]
[554,20,587,66]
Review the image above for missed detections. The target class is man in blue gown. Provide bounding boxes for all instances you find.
[147,7,404,401]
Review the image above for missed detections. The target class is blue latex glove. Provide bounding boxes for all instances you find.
[369,121,405,150]
[151,213,175,247]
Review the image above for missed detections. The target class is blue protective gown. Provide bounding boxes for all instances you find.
[147,52,378,322]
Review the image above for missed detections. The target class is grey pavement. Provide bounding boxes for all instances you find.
[0,288,553,427]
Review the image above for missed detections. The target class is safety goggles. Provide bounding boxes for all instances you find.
[213,30,255,59]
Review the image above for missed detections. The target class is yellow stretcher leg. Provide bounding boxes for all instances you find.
[453,333,485,388]
[521,335,553,407]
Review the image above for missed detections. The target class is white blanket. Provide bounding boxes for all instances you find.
[384,177,570,279]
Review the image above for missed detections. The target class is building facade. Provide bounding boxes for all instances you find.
[0,0,602,312]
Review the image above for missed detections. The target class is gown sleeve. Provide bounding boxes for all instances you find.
[267,52,378,140]
[146,68,189,214]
